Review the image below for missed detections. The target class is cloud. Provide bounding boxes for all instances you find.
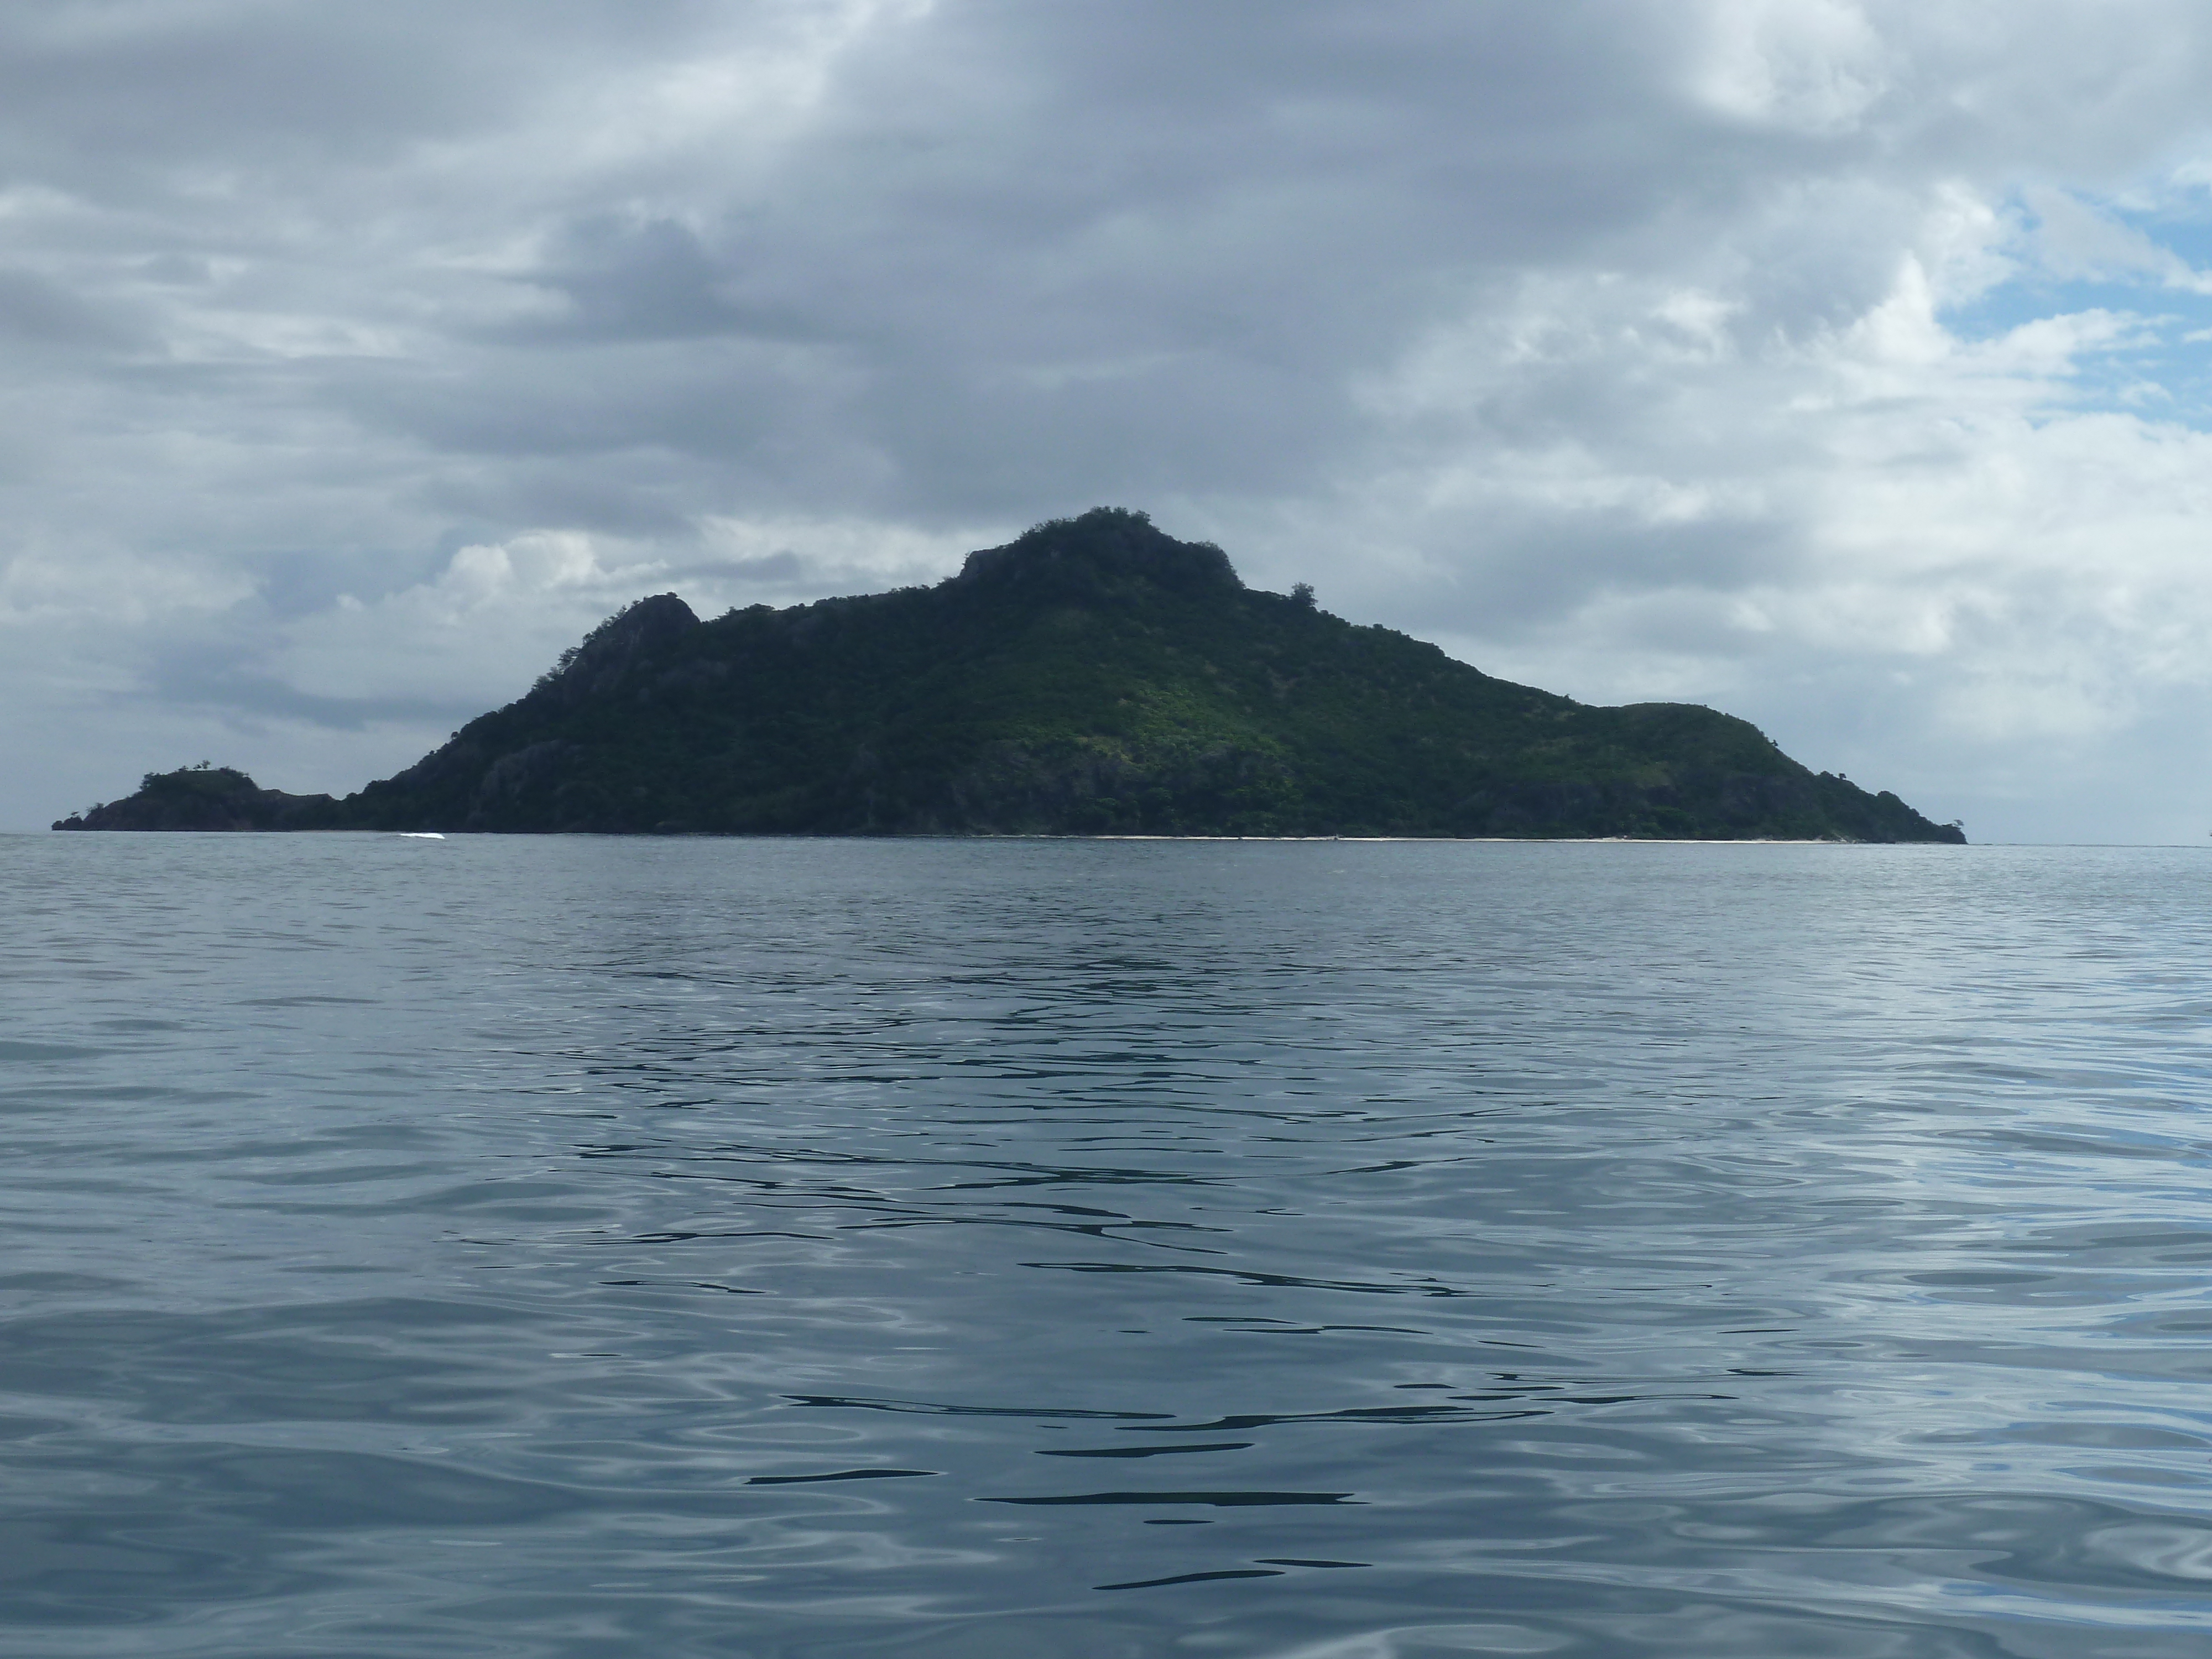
[9,1,2212,837]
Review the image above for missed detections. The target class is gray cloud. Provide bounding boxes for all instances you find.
[9,2,2212,837]
[144,659,478,733]
[0,267,142,349]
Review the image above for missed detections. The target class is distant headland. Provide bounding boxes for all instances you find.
[54,508,1964,842]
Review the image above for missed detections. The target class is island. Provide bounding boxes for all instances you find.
[54,508,1964,842]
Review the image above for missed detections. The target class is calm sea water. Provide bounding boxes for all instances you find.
[4,835,2212,1657]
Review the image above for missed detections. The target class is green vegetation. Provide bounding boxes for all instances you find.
[51,761,340,831]
[55,508,1965,842]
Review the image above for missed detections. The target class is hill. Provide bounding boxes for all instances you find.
[54,508,1963,842]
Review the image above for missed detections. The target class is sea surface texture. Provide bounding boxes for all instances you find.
[4,836,2211,1658]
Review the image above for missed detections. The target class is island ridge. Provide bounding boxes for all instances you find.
[54,509,1964,843]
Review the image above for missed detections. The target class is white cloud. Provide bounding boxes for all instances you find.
[1692,0,1890,134]
[9,0,2212,839]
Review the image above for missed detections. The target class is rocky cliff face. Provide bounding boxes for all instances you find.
[55,509,1966,843]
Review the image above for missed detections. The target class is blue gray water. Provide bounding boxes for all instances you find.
[5,835,2212,1657]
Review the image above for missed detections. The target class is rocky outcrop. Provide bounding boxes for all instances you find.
[954,512,1241,599]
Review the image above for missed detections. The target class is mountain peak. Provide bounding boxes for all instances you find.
[533,592,699,705]
[954,507,1241,599]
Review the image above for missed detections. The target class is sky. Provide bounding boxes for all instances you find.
[8,0,2212,841]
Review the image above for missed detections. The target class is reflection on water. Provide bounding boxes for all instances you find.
[4,834,2212,1656]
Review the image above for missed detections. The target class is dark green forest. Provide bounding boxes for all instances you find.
[57,509,1963,842]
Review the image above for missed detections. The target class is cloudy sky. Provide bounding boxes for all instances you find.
[9,0,2212,841]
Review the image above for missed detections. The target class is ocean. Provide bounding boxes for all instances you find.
[4,833,2211,1657]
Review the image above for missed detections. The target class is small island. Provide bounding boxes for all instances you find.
[55,509,1963,842]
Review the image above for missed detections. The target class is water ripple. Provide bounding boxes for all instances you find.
[5,834,2212,1655]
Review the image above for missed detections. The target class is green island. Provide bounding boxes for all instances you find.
[54,508,1963,842]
